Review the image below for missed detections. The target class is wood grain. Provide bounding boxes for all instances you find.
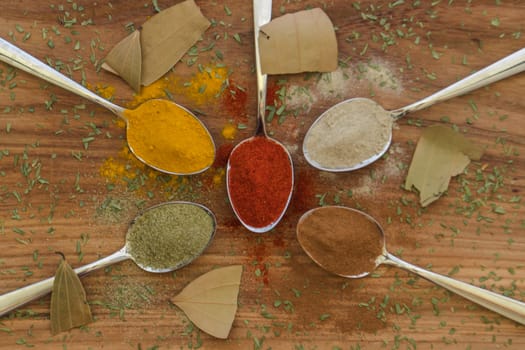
[1,1,525,349]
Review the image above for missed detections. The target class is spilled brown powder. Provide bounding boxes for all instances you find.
[297,206,384,277]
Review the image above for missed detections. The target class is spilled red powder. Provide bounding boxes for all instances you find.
[291,167,317,213]
[213,143,234,168]
[273,236,285,247]
[266,80,280,105]
[227,136,293,229]
[222,81,248,121]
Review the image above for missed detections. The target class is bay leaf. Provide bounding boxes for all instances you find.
[50,253,93,335]
[258,8,338,75]
[404,125,483,207]
[171,265,243,339]
[104,30,142,91]
[140,0,210,86]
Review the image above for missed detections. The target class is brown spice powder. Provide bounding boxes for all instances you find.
[297,206,384,277]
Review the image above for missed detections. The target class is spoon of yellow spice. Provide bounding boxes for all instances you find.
[0,38,215,175]
[0,201,216,316]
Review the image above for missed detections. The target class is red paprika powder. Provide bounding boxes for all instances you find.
[227,136,293,231]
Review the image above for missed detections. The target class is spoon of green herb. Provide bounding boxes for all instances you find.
[297,206,525,325]
[0,37,215,175]
[0,201,216,316]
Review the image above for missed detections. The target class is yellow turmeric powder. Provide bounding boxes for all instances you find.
[124,99,215,174]
[183,65,229,105]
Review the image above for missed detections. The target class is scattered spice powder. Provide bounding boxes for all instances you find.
[184,65,229,105]
[227,136,293,229]
[222,81,248,120]
[126,202,215,270]
[297,206,384,277]
[221,123,237,140]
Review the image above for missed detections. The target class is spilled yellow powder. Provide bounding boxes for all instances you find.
[127,75,177,108]
[98,63,230,193]
[87,83,116,100]
[212,168,225,186]
[183,65,229,105]
[99,146,190,196]
[221,124,237,140]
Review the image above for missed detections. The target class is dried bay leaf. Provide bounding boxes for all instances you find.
[103,0,210,89]
[140,0,210,86]
[104,30,142,91]
[258,8,338,75]
[171,265,243,339]
[50,253,93,335]
[404,125,483,207]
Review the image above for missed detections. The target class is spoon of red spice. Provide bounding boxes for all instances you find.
[296,206,525,325]
[226,0,294,233]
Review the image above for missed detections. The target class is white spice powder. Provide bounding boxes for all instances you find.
[303,98,393,170]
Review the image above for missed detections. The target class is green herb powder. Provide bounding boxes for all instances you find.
[126,202,214,270]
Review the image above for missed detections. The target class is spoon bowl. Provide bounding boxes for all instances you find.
[0,201,216,316]
[226,0,294,232]
[0,37,215,175]
[303,48,525,172]
[297,205,525,325]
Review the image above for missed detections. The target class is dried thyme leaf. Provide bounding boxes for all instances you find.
[259,8,338,74]
[104,30,142,91]
[404,125,483,207]
[140,0,210,86]
[50,253,93,335]
[171,265,242,339]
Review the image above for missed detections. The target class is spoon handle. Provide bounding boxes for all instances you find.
[253,0,272,136]
[0,37,125,117]
[392,48,525,118]
[382,252,525,325]
[0,249,129,317]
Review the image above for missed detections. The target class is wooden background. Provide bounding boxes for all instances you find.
[1,0,525,349]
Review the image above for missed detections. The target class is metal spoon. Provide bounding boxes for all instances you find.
[297,206,525,325]
[303,48,525,172]
[0,201,216,316]
[0,37,215,175]
[226,0,294,233]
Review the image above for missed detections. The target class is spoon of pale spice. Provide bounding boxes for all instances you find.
[297,206,525,325]
[226,0,294,233]
[303,48,525,172]
[0,201,216,316]
[0,37,215,175]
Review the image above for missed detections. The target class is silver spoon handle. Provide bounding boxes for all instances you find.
[253,0,272,136]
[0,249,129,317]
[0,37,125,117]
[392,48,525,118]
[382,253,525,325]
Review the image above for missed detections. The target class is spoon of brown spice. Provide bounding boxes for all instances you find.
[297,206,525,325]
[226,0,294,233]
[0,37,215,175]
[0,201,216,316]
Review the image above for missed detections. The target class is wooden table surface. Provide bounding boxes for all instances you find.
[1,1,525,349]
